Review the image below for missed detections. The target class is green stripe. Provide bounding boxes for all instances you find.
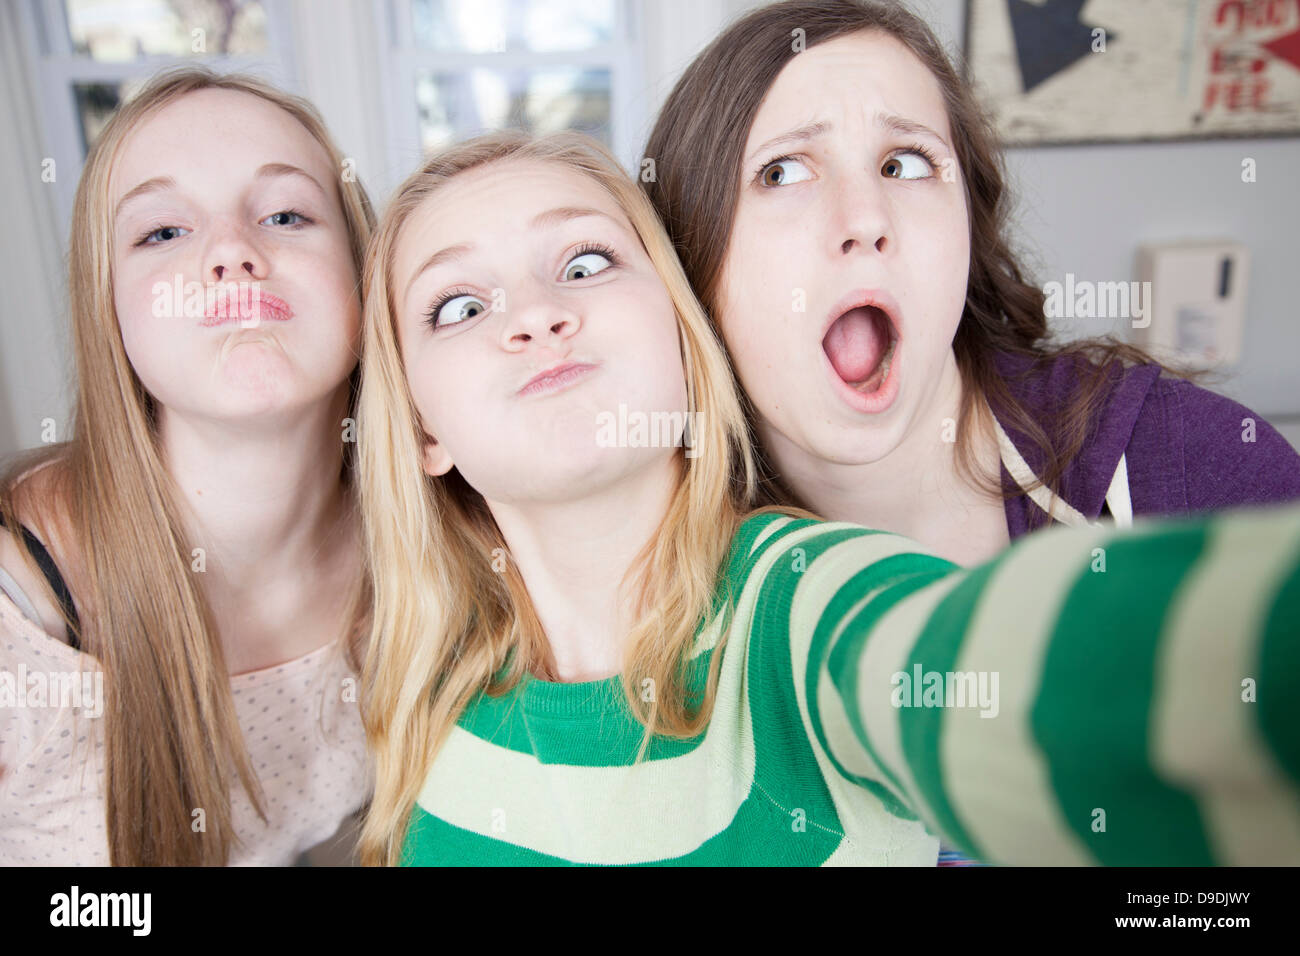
[458,673,705,765]
[1258,556,1300,787]
[1031,523,1214,865]
[745,527,870,836]
[897,558,1000,860]
[810,555,952,821]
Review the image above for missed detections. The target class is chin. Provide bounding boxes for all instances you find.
[482,445,668,506]
[795,413,913,468]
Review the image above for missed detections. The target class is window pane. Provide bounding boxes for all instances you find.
[64,0,268,61]
[72,77,148,152]
[72,82,121,151]
[412,0,616,53]
[416,67,611,153]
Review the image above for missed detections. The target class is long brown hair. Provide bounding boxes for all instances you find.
[0,66,375,865]
[642,0,1189,520]
[355,131,759,865]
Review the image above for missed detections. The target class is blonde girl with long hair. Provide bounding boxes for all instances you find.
[0,67,374,866]
[357,130,1300,867]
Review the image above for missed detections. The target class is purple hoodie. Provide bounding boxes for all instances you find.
[992,349,1300,537]
[933,349,1300,866]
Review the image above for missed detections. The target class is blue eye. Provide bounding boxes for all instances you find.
[138,225,190,245]
[882,150,934,180]
[563,250,613,280]
[757,156,813,187]
[429,293,488,329]
[261,210,310,227]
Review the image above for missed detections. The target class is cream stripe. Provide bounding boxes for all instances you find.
[850,565,966,834]
[414,517,797,863]
[749,514,795,556]
[941,524,1112,864]
[786,529,939,796]
[736,522,943,864]
[1104,453,1133,527]
[1151,514,1300,865]
[994,417,1094,527]
[814,595,892,781]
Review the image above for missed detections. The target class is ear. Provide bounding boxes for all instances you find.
[421,432,455,477]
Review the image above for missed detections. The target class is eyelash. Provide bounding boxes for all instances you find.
[894,142,940,171]
[423,242,622,329]
[132,208,314,247]
[424,285,478,328]
[752,143,941,185]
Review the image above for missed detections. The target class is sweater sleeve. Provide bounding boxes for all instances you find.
[742,504,1300,866]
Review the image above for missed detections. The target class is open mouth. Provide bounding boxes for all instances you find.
[822,304,898,393]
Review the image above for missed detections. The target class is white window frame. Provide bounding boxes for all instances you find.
[378,0,646,183]
[17,0,299,234]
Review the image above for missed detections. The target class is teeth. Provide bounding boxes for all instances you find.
[878,337,895,377]
[854,336,896,392]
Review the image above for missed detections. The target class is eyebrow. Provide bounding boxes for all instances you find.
[114,176,176,218]
[746,121,831,165]
[404,206,619,297]
[876,113,950,146]
[114,163,326,220]
[255,162,326,195]
[746,113,950,164]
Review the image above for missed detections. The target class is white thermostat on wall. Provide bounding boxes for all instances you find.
[1134,240,1249,369]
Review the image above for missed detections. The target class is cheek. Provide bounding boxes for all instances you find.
[715,264,786,379]
[405,344,480,448]
[290,243,363,337]
[404,350,447,434]
[113,269,169,370]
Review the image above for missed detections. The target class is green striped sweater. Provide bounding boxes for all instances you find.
[401,505,1300,865]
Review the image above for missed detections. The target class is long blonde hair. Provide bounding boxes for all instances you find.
[0,66,375,865]
[357,131,760,866]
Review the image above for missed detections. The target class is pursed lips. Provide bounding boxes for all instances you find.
[201,287,293,327]
[517,361,599,397]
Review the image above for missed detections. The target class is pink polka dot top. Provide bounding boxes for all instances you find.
[0,591,371,865]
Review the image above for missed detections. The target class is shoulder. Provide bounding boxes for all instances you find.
[727,510,951,626]
[0,466,82,646]
[1137,376,1300,510]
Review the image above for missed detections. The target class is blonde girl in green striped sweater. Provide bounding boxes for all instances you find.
[354,130,1300,867]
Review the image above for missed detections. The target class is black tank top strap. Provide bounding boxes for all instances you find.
[0,513,83,650]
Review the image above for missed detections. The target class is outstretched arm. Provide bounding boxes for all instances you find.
[744,504,1299,865]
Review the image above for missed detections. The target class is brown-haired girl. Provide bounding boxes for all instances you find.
[642,0,1300,565]
[0,67,374,865]
[641,0,1300,863]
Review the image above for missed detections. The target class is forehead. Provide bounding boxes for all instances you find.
[749,30,951,141]
[395,159,632,270]
[410,159,625,236]
[110,87,332,203]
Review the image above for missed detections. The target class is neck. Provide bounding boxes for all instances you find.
[487,453,681,683]
[765,354,1008,564]
[157,387,354,607]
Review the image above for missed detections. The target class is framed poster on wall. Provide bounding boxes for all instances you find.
[964,0,1300,145]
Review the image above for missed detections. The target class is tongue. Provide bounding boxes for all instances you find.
[824,307,886,383]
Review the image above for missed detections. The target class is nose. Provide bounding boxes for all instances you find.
[835,169,892,258]
[205,219,269,282]
[499,282,582,352]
